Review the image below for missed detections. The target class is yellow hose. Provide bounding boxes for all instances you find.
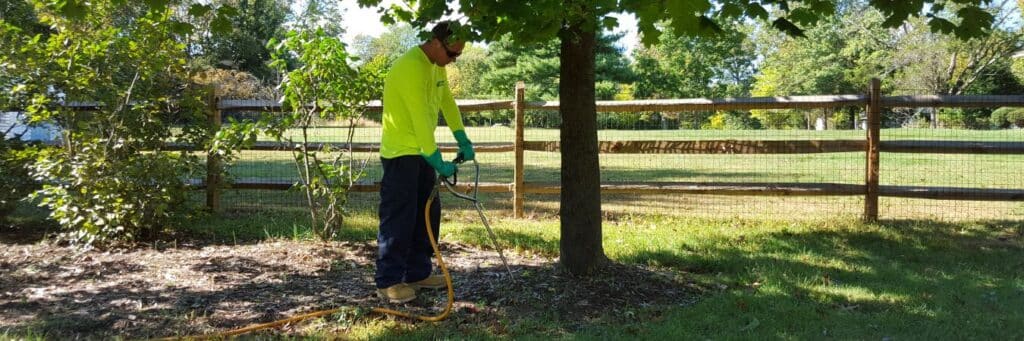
[159,185,454,340]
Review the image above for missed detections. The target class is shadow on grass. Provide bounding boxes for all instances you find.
[613,219,1024,339]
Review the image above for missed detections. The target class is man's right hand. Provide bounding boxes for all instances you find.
[423,149,457,177]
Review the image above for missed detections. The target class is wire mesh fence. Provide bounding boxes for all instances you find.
[209,84,1024,223]
[875,88,1024,221]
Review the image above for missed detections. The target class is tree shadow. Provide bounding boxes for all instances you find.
[614,219,1024,337]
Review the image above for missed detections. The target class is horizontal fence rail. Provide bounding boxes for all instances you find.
[162,140,1024,155]
[190,179,1024,202]
[879,141,1024,154]
[531,95,871,111]
[880,95,1024,108]
[164,141,514,153]
[523,140,867,154]
[217,99,514,112]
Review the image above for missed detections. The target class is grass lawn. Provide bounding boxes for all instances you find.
[171,207,1024,340]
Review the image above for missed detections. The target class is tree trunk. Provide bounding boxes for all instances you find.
[558,23,607,275]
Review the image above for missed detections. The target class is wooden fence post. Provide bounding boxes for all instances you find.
[206,92,222,212]
[513,81,526,218]
[864,78,881,222]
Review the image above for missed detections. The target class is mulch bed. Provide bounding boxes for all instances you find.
[0,235,702,339]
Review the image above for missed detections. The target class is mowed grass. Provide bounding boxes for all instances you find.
[177,207,1024,340]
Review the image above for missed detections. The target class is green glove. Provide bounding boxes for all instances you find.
[453,130,475,161]
[423,149,457,177]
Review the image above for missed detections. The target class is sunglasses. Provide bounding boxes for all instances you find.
[440,40,461,59]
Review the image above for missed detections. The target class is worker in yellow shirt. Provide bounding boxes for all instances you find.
[375,22,474,303]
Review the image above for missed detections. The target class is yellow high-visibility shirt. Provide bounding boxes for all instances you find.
[380,47,464,159]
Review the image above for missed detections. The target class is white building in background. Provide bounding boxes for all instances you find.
[1,112,60,142]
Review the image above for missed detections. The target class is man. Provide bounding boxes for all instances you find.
[375,22,475,303]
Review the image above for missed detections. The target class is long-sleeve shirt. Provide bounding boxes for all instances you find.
[380,47,464,159]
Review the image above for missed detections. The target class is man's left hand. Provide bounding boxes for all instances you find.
[454,130,475,161]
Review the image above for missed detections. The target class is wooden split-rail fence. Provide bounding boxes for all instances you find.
[62,79,1024,221]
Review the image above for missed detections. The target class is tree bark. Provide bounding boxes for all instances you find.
[558,22,607,275]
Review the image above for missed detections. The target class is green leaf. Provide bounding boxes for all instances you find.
[720,3,744,18]
[954,6,994,39]
[809,1,835,15]
[771,18,805,37]
[210,15,233,35]
[637,18,662,46]
[788,8,819,26]
[170,22,194,35]
[218,5,239,17]
[746,4,769,20]
[927,17,956,35]
[144,0,170,12]
[601,16,619,31]
[188,4,212,17]
[55,0,88,20]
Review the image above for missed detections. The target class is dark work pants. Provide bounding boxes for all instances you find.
[375,155,441,289]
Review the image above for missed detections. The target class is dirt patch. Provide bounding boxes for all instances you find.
[0,240,702,339]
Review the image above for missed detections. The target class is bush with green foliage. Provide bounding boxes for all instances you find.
[526,110,562,128]
[704,111,762,130]
[747,110,802,129]
[937,108,991,129]
[2,2,209,246]
[265,29,385,240]
[990,107,1024,128]
[597,112,666,130]
[0,137,37,220]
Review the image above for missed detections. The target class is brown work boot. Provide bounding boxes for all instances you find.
[407,274,447,290]
[377,283,416,303]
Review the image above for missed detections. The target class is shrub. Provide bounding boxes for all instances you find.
[597,112,664,129]
[937,108,990,129]
[4,2,208,246]
[0,137,37,220]
[31,144,194,243]
[991,107,1024,128]
[265,29,383,240]
[526,110,561,128]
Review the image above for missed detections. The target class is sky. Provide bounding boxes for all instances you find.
[333,0,641,56]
